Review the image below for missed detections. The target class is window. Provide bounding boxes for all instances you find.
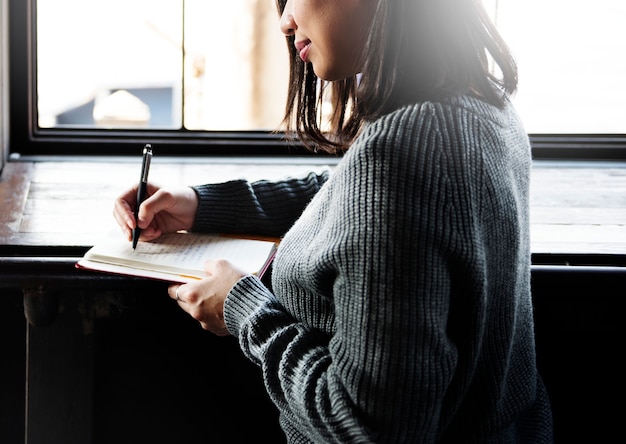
[6,0,626,158]
[36,0,288,132]
[9,0,296,157]
[490,0,626,135]
[485,0,626,159]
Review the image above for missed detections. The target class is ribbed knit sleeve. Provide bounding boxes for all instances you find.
[191,170,330,237]
[224,96,552,443]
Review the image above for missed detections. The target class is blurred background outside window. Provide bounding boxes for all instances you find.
[37,0,625,134]
[36,0,288,131]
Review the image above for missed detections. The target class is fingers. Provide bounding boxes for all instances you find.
[113,188,138,241]
[167,280,231,337]
[168,284,186,303]
[203,259,247,294]
[140,186,198,231]
[134,188,164,230]
[112,183,161,241]
[113,184,198,243]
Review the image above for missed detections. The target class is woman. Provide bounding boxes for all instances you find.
[114,0,553,441]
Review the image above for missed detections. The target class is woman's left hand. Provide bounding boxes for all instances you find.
[168,259,247,336]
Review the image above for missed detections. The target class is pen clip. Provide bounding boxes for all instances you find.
[141,144,152,183]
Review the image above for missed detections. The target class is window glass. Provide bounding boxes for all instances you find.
[36,0,288,131]
[490,0,626,134]
[36,0,625,135]
[182,0,288,131]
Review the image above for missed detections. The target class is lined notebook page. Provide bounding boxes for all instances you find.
[80,230,277,280]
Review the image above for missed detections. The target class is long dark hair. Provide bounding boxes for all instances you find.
[276,0,518,154]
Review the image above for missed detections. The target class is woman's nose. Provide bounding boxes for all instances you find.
[279,0,296,36]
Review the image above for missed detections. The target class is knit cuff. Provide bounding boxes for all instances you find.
[224,275,272,338]
[190,181,248,233]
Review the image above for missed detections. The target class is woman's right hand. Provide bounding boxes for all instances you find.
[113,183,199,242]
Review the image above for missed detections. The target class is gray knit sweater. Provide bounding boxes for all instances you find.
[192,96,553,443]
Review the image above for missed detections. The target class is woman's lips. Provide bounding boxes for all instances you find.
[295,40,312,62]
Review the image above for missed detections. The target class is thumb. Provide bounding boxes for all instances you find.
[136,185,167,228]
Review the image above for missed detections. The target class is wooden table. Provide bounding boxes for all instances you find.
[2,158,625,256]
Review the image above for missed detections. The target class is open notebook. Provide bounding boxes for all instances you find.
[76,230,278,283]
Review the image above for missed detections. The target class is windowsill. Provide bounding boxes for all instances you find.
[529,159,626,265]
[0,157,337,251]
[1,157,625,265]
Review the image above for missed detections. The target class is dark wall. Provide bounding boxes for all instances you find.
[1,266,623,443]
[532,266,622,443]
[90,291,285,444]
[0,290,25,444]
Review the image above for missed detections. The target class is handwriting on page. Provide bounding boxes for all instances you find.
[85,230,275,276]
[135,234,238,268]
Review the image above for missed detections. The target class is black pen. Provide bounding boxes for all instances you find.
[132,144,152,250]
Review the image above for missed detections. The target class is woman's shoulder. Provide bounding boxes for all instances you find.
[353,95,521,159]
[371,95,510,133]
[337,94,527,189]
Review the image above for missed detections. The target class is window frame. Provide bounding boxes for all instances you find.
[7,0,312,159]
[7,0,626,160]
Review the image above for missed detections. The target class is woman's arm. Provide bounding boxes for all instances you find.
[191,170,330,237]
